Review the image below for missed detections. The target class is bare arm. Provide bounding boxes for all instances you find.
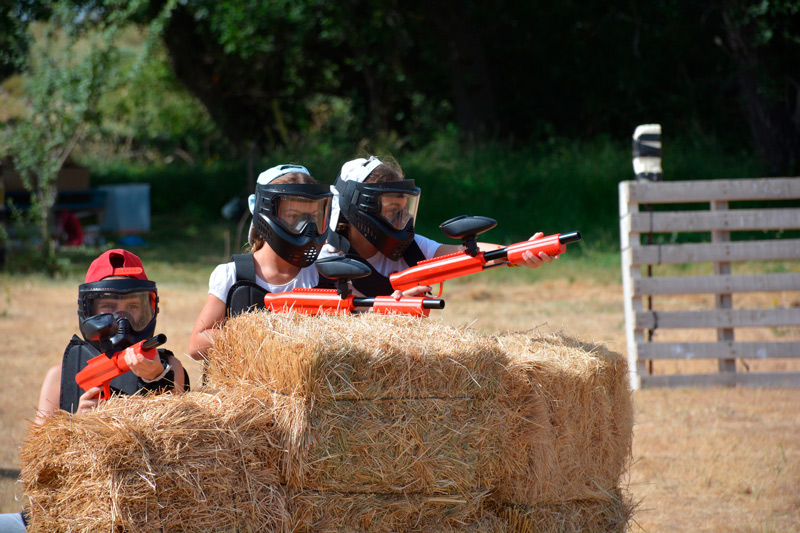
[167,355,187,393]
[34,364,63,425]
[188,293,227,361]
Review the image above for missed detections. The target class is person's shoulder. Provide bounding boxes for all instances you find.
[413,233,442,258]
[208,261,236,297]
[210,261,235,279]
[295,264,321,288]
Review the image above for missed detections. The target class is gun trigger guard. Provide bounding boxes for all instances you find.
[434,283,444,298]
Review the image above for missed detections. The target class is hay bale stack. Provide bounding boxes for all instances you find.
[211,313,634,529]
[21,389,293,532]
[21,312,634,531]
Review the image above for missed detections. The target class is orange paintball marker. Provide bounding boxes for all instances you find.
[265,257,445,317]
[390,215,581,296]
[75,313,167,401]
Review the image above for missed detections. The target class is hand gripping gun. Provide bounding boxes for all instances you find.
[75,313,167,401]
[264,256,445,317]
[389,215,582,296]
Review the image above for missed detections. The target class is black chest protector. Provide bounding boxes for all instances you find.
[225,254,335,317]
[59,336,180,414]
[347,240,426,297]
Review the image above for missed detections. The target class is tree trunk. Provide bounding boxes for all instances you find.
[428,3,499,138]
[160,5,280,148]
[721,7,800,174]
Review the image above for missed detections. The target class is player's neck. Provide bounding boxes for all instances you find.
[254,245,301,284]
[348,229,379,259]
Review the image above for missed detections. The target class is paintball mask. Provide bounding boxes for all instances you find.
[251,180,333,267]
[334,173,420,261]
[78,278,158,351]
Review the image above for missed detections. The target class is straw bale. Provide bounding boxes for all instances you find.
[494,488,634,533]
[490,332,633,505]
[209,313,632,505]
[20,389,293,532]
[288,490,504,532]
[208,313,508,401]
[305,398,504,494]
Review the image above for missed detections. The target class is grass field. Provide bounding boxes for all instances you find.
[1,253,799,531]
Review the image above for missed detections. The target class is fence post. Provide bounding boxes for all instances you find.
[619,181,646,389]
[711,199,736,374]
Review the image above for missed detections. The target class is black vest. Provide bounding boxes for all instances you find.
[59,336,186,413]
[348,241,426,297]
[225,254,335,316]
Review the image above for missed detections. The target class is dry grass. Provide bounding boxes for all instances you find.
[2,273,800,531]
[630,387,800,531]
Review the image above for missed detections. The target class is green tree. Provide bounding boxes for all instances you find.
[0,0,33,80]
[0,0,175,273]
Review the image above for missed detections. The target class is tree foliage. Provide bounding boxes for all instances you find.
[4,0,799,173]
[0,0,176,273]
[134,0,798,172]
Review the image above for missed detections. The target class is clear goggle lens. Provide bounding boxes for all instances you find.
[378,192,419,229]
[276,195,331,234]
[88,291,155,331]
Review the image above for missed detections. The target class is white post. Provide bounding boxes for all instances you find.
[620,181,646,390]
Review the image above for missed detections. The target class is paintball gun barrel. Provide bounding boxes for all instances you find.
[264,290,444,316]
[389,216,581,295]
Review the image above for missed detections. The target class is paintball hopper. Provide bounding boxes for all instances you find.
[439,215,498,256]
[316,256,372,298]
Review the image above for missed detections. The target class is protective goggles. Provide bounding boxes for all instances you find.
[349,180,421,229]
[255,183,333,235]
[275,195,332,235]
[82,290,156,331]
[376,191,419,229]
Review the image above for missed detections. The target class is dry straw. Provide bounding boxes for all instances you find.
[21,312,634,531]
[21,389,293,532]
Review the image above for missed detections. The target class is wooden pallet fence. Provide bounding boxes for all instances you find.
[619,177,800,389]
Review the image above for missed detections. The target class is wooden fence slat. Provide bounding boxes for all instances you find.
[640,372,800,388]
[637,341,800,360]
[631,239,800,265]
[621,177,800,389]
[635,308,800,329]
[628,178,800,204]
[629,208,800,233]
[634,273,800,296]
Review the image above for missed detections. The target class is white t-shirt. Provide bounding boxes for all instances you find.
[318,234,442,277]
[208,261,321,302]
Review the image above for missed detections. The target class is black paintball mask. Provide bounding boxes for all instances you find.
[334,174,420,261]
[78,278,158,352]
[252,182,333,267]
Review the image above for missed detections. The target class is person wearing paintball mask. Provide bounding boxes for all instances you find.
[188,164,334,362]
[319,155,556,298]
[34,249,188,424]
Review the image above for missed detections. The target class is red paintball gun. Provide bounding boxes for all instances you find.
[265,257,445,317]
[75,313,167,401]
[390,215,582,296]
